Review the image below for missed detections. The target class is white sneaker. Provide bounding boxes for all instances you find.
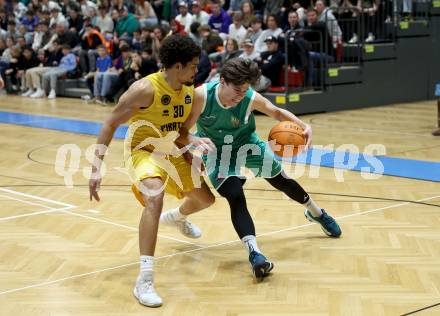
[21,89,34,97]
[365,33,375,43]
[30,89,45,98]
[133,276,163,307]
[48,89,56,99]
[348,34,358,44]
[160,209,202,238]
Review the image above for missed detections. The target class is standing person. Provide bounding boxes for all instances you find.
[171,58,341,280]
[89,34,216,308]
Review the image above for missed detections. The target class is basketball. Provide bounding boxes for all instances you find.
[268,121,305,157]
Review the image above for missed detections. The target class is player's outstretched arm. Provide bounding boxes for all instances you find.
[175,85,215,153]
[89,79,154,202]
[251,92,313,150]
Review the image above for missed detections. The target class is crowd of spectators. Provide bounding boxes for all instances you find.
[0,0,420,101]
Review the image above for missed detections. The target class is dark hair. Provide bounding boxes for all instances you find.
[159,34,201,68]
[267,14,279,26]
[307,9,318,14]
[62,44,72,50]
[97,44,106,50]
[220,58,261,86]
[190,21,200,34]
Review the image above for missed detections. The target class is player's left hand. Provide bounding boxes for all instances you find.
[302,124,312,152]
[182,151,205,173]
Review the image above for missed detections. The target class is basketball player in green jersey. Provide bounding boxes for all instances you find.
[165,58,341,280]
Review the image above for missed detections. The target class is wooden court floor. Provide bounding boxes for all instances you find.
[0,95,440,316]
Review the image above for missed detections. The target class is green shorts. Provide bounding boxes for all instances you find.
[202,138,282,189]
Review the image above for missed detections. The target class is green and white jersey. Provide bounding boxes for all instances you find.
[196,81,282,189]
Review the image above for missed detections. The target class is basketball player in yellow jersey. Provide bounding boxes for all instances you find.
[88,35,215,308]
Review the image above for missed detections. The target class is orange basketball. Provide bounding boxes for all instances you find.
[268,121,305,157]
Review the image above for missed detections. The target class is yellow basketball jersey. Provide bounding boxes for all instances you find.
[127,71,194,150]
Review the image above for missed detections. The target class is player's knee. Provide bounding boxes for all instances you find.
[142,192,164,218]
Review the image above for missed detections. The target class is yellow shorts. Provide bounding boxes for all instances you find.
[125,150,204,206]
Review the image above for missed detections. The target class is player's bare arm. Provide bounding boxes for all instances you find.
[251,92,313,150]
[89,79,154,201]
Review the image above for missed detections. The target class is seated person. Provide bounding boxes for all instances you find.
[255,35,284,91]
[42,44,77,99]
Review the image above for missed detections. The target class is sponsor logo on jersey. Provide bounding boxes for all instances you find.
[161,94,171,105]
[184,93,191,104]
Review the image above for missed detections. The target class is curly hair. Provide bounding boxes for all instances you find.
[220,58,261,86]
[159,34,201,69]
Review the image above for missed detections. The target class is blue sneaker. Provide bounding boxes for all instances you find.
[249,251,274,280]
[304,209,342,237]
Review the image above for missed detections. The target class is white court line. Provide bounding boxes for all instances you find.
[0,188,75,208]
[0,206,76,222]
[1,194,439,297]
[0,187,200,247]
[0,194,56,210]
[60,209,202,247]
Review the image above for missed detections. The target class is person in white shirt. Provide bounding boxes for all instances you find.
[175,1,193,33]
[49,8,69,28]
[254,14,282,53]
[40,0,61,13]
[191,1,210,26]
[238,38,260,61]
[228,11,247,45]
[95,5,114,35]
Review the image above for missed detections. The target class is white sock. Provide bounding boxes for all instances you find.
[170,206,186,221]
[140,255,154,280]
[241,235,261,254]
[304,197,323,217]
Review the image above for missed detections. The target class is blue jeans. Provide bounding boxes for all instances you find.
[307,51,334,87]
[94,72,119,97]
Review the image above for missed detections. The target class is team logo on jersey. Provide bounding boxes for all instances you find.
[162,109,169,116]
[231,116,240,127]
[161,95,171,105]
[184,93,191,104]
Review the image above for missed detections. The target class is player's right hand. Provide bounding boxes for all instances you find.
[89,177,101,202]
[191,137,216,154]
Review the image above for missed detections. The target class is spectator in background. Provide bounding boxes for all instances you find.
[60,0,79,16]
[282,10,302,34]
[207,38,241,82]
[255,35,284,91]
[32,21,53,51]
[208,0,232,40]
[254,14,282,53]
[21,10,39,33]
[135,0,158,28]
[175,1,193,33]
[17,25,33,45]
[40,0,61,13]
[85,44,112,98]
[303,9,335,87]
[6,20,20,41]
[67,8,84,33]
[191,1,209,26]
[200,24,223,55]
[49,7,69,28]
[12,0,28,21]
[94,44,130,104]
[42,44,77,99]
[228,11,247,46]
[0,37,15,77]
[264,0,284,22]
[189,22,203,47]
[240,0,256,29]
[239,38,260,61]
[16,46,39,94]
[195,50,211,85]
[54,23,79,51]
[245,15,263,44]
[4,46,23,93]
[168,19,187,36]
[114,6,140,39]
[315,0,342,47]
[0,9,8,35]
[23,47,61,97]
[79,0,98,17]
[95,5,114,35]
[80,24,110,75]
